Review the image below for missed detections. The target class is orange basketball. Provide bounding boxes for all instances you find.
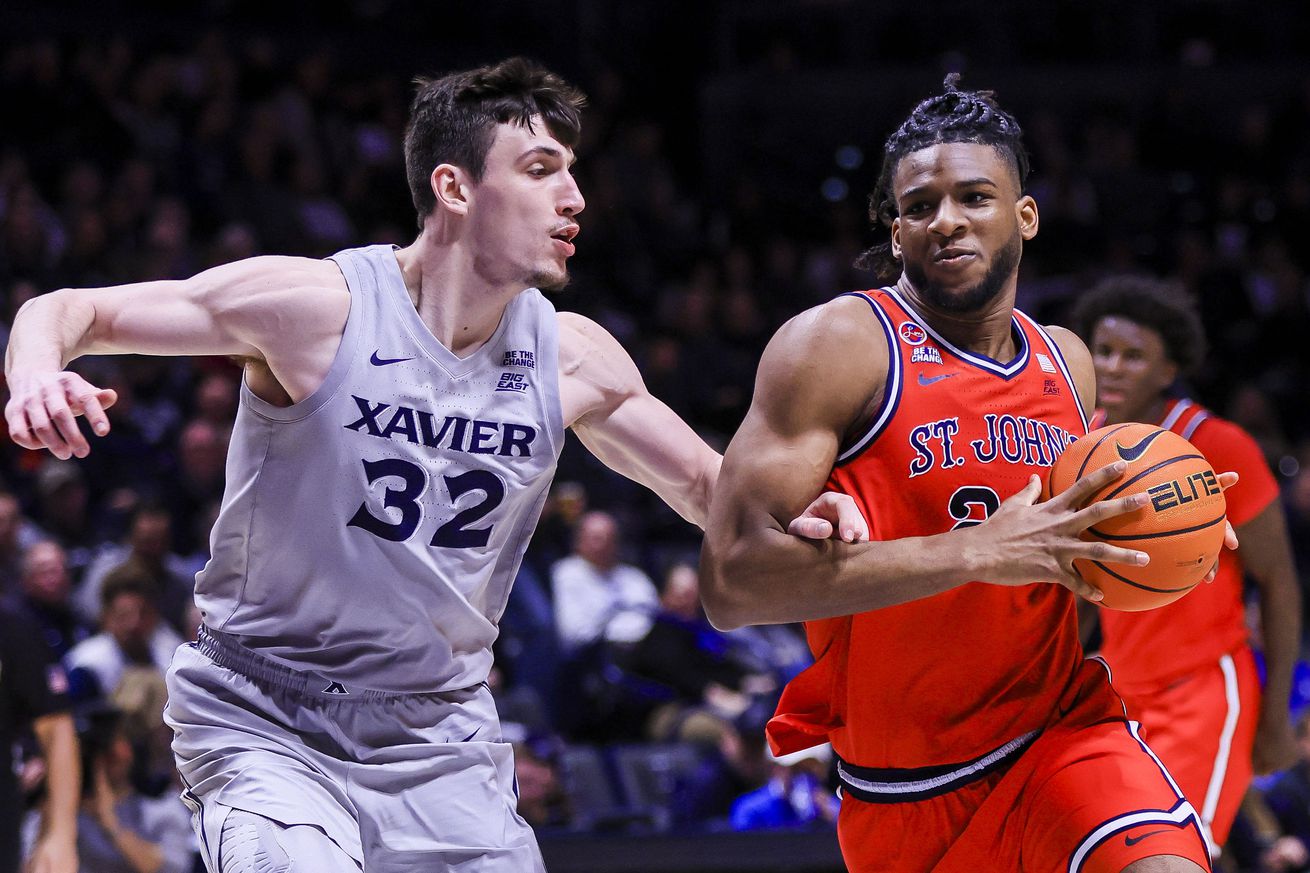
[1043,422,1226,611]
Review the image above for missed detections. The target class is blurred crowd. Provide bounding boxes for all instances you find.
[2,9,1310,872]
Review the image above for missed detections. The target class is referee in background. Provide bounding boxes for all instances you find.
[1,602,78,873]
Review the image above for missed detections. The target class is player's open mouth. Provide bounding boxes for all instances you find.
[550,225,578,257]
[933,248,976,266]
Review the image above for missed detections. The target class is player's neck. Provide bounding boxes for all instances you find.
[394,237,521,358]
[897,278,1019,361]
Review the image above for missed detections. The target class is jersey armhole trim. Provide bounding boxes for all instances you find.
[239,254,361,423]
[1015,312,1090,434]
[836,291,902,466]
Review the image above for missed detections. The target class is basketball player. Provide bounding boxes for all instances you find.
[4,59,866,872]
[1073,276,1300,854]
[702,77,1224,871]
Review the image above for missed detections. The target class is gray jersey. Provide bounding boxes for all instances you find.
[195,245,564,693]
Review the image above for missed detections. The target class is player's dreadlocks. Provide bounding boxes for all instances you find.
[858,74,1031,281]
[1070,275,1207,375]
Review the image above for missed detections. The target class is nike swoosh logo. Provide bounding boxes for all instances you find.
[1124,829,1170,847]
[1115,430,1167,462]
[918,373,956,386]
[370,351,414,366]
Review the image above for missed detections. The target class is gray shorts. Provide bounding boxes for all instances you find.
[164,627,543,873]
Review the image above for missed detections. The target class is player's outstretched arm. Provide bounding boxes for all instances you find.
[5,256,347,459]
[1240,501,1302,773]
[557,312,868,538]
[699,301,1150,631]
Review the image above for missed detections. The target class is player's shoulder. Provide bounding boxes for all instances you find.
[556,311,624,365]
[555,310,641,398]
[1176,405,1254,450]
[752,295,890,424]
[197,254,346,302]
[1039,324,1090,363]
[771,293,889,363]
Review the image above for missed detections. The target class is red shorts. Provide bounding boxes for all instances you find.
[836,660,1212,872]
[1115,646,1260,849]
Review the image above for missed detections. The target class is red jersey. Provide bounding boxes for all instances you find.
[1098,398,1279,689]
[768,288,1091,771]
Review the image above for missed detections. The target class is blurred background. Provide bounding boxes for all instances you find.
[2,1,1309,870]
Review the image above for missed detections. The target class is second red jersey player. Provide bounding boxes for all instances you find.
[1076,276,1301,854]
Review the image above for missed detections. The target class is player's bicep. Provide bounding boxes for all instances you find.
[715,403,844,537]
[712,311,876,537]
[79,256,340,360]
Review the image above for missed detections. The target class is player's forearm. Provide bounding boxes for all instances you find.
[700,523,976,629]
[681,451,722,530]
[32,712,80,843]
[5,291,96,377]
[1257,566,1301,720]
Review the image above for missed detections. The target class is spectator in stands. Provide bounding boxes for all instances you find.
[1263,711,1310,864]
[159,419,227,555]
[64,570,182,702]
[627,562,777,744]
[512,732,571,831]
[551,510,658,653]
[32,458,98,583]
[0,490,43,593]
[729,744,839,832]
[76,503,193,634]
[6,540,91,661]
[46,706,195,873]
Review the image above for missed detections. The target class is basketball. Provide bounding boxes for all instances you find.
[1044,423,1226,611]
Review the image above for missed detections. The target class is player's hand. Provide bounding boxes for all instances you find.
[1253,710,1298,775]
[966,462,1152,602]
[5,371,117,459]
[1201,471,1240,583]
[787,491,870,543]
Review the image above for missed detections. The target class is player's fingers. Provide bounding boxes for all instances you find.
[26,397,73,459]
[1070,492,1149,529]
[1058,569,1104,602]
[827,493,869,542]
[75,391,113,437]
[787,516,833,540]
[1054,461,1126,509]
[1007,474,1042,507]
[45,391,90,458]
[4,402,42,449]
[1203,560,1219,584]
[1223,520,1238,551]
[1216,470,1239,492]
[1071,539,1149,569]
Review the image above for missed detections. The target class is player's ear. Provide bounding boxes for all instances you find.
[431,164,470,216]
[890,217,902,259]
[1017,195,1038,240]
[1155,357,1179,391]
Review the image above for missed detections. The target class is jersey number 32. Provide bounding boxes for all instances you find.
[347,458,505,548]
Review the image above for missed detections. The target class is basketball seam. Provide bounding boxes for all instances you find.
[1086,559,1198,594]
[1072,424,1132,483]
[1087,513,1226,541]
[1097,453,1208,503]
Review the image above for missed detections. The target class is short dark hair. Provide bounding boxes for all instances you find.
[403,57,586,229]
[859,74,1030,281]
[100,564,158,612]
[1070,275,1207,375]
